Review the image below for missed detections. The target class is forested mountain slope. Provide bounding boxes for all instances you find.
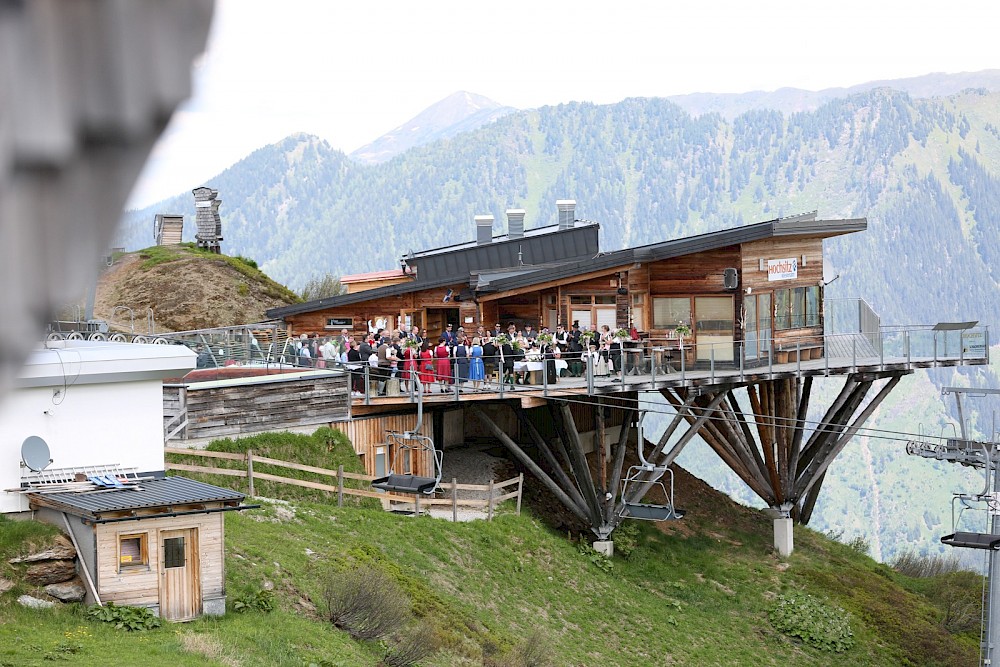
[120,86,1000,333]
[117,82,1000,561]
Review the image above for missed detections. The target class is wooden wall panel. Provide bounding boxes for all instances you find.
[647,246,741,295]
[741,237,825,345]
[286,282,471,338]
[740,237,824,291]
[329,412,435,478]
[177,374,350,441]
[95,513,225,607]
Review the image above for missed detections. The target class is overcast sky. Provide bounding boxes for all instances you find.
[127,0,1000,208]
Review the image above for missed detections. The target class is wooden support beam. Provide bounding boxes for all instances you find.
[551,402,604,528]
[605,408,635,525]
[775,379,793,500]
[596,400,607,497]
[795,376,900,499]
[798,377,859,466]
[758,381,783,504]
[726,390,767,477]
[788,376,813,481]
[655,390,700,467]
[796,471,825,525]
[715,392,774,502]
[514,407,590,513]
[470,406,590,523]
[621,391,726,507]
[797,378,870,479]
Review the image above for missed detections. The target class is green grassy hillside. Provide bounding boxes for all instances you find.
[0,431,981,666]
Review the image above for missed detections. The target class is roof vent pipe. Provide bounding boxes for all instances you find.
[506,209,525,240]
[556,199,576,230]
[475,214,494,245]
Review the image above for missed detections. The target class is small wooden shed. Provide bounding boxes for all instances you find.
[29,476,250,621]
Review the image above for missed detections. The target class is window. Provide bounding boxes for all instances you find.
[593,295,616,305]
[118,533,148,569]
[806,286,820,326]
[325,317,352,330]
[775,286,821,330]
[569,295,590,305]
[631,293,645,330]
[163,537,186,569]
[653,297,691,330]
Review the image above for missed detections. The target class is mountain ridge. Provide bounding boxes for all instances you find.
[349,90,516,164]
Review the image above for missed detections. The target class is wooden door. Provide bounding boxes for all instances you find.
[159,528,201,621]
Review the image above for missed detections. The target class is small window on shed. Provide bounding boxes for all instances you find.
[163,537,186,569]
[118,533,148,569]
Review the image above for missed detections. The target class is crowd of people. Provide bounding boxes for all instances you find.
[288,321,641,397]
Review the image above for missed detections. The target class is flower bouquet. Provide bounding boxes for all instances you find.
[614,328,630,340]
[537,333,554,345]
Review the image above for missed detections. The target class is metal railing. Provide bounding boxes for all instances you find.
[316,322,991,402]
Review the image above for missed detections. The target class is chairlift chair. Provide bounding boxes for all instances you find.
[619,412,684,521]
[371,377,443,495]
[940,439,999,550]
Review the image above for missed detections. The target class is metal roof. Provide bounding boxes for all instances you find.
[29,476,245,517]
[267,222,601,318]
[267,215,865,317]
[477,216,867,294]
[267,274,463,318]
[403,222,599,282]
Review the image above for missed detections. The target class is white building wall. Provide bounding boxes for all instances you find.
[1,380,167,513]
[2,342,194,514]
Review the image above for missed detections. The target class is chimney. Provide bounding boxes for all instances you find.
[475,214,494,245]
[556,199,576,230]
[506,209,525,240]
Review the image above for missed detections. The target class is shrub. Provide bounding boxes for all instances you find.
[930,571,983,633]
[768,593,854,652]
[86,602,161,631]
[612,521,641,561]
[233,255,258,270]
[321,566,410,641]
[233,588,274,614]
[382,621,438,667]
[511,629,555,667]
[890,549,964,578]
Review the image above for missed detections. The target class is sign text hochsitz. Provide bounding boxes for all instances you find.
[767,258,798,281]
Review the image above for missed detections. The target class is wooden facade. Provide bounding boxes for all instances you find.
[29,477,246,620]
[330,411,435,478]
[276,217,840,370]
[286,281,478,342]
[164,371,350,442]
[95,513,221,618]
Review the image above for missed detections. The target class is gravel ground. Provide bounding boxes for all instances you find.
[388,442,508,522]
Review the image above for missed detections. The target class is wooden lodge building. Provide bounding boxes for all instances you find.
[268,202,856,364]
[265,202,987,555]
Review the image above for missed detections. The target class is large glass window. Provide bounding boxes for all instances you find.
[775,286,821,330]
[653,297,691,330]
[631,293,645,330]
[695,296,734,362]
[806,286,820,326]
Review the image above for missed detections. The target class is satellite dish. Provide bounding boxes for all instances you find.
[21,436,52,472]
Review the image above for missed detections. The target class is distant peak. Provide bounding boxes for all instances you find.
[349,91,517,164]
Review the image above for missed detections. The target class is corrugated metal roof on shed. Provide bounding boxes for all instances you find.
[30,476,244,516]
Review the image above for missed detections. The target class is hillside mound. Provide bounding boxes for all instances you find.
[93,244,299,332]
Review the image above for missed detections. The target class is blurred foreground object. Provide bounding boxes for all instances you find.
[0,0,214,396]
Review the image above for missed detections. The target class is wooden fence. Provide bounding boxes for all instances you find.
[164,447,523,521]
